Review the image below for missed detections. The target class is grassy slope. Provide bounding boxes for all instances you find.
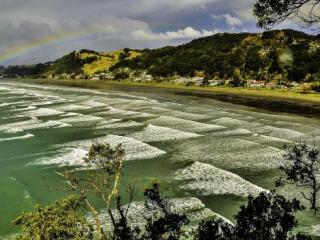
[80,50,141,75]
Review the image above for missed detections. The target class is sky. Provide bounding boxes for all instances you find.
[0,0,292,66]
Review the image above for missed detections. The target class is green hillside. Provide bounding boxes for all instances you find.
[112,29,320,83]
[3,29,320,85]
[2,49,141,78]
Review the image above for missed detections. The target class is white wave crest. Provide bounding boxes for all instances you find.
[22,108,64,117]
[147,116,226,133]
[39,135,166,167]
[174,162,266,197]
[88,197,232,231]
[96,120,143,129]
[129,124,201,142]
[0,134,34,142]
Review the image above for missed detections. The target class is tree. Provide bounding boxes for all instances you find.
[195,219,234,240]
[254,0,320,29]
[114,72,129,80]
[229,68,246,87]
[195,191,309,240]
[60,141,125,238]
[141,183,189,240]
[13,196,94,240]
[235,191,305,240]
[277,144,320,213]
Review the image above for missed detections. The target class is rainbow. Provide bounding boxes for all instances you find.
[0,27,107,65]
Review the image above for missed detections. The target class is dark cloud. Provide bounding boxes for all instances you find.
[0,0,259,65]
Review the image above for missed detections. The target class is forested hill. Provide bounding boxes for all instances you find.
[112,29,320,82]
[3,29,320,83]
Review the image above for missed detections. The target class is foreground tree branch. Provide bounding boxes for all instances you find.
[254,0,320,29]
[277,143,320,214]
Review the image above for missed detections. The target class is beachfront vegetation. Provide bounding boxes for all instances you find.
[13,142,313,240]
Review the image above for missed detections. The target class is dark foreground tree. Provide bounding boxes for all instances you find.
[195,191,310,240]
[141,183,189,240]
[195,219,235,240]
[109,188,141,240]
[13,196,94,240]
[277,144,320,213]
[235,192,306,240]
[254,0,320,29]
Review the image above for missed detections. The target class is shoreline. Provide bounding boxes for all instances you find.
[12,78,320,118]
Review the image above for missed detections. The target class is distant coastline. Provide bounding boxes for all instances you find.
[12,78,320,118]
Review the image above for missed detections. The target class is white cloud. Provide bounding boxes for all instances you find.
[132,27,218,41]
[0,0,260,65]
[224,14,243,27]
[211,14,243,27]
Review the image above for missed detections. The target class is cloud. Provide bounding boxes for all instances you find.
[131,27,218,41]
[211,14,243,27]
[224,14,243,27]
[0,0,260,65]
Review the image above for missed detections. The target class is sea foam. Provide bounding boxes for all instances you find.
[22,108,65,117]
[88,197,232,231]
[39,135,166,167]
[147,116,226,133]
[0,134,34,142]
[174,162,266,197]
[129,124,201,142]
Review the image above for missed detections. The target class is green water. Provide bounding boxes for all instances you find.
[0,80,320,238]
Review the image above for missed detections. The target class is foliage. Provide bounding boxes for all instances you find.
[254,0,320,29]
[4,63,49,77]
[60,141,125,238]
[4,30,320,84]
[114,72,130,80]
[235,191,305,240]
[111,29,320,83]
[49,51,84,74]
[109,195,140,240]
[277,144,320,213]
[195,219,234,240]
[195,191,309,240]
[0,65,4,73]
[13,195,94,240]
[311,82,320,92]
[141,183,189,240]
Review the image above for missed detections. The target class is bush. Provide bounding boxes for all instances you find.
[114,72,129,80]
[13,196,94,240]
[196,191,309,240]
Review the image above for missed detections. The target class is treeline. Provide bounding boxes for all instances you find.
[2,50,99,78]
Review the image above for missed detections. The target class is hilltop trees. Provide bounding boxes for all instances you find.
[254,0,320,29]
[277,144,320,213]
